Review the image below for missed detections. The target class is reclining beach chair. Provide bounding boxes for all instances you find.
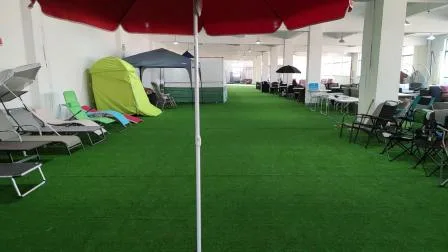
[0,110,83,155]
[151,83,176,109]
[81,105,143,124]
[8,108,106,146]
[0,162,46,197]
[63,91,129,127]
[34,108,107,135]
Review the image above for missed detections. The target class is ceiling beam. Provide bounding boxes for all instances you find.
[406,2,448,16]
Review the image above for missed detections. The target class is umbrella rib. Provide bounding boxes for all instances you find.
[118,0,140,26]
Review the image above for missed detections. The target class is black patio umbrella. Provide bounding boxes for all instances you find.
[276,65,301,74]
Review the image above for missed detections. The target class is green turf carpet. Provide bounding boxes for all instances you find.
[0,86,447,251]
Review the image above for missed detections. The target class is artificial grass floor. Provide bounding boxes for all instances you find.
[0,86,448,251]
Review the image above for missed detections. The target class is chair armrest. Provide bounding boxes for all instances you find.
[0,129,23,142]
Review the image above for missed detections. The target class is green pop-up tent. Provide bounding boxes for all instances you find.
[90,57,161,117]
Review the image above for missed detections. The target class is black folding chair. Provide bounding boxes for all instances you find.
[410,112,446,177]
[350,101,399,148]
[381,109,428,161]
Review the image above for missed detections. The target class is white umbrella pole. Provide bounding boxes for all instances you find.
[193,7,202,252]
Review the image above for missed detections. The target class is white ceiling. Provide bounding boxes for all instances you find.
[151,0,448,59]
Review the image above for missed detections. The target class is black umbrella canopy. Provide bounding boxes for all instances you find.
[276,65,301,74]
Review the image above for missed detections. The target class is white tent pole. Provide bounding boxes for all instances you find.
[193,2,202,252]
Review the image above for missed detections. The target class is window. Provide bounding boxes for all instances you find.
[401,46,414,75]
[321,54,352,83]
[441,39,448,85]
[293,55,307,80]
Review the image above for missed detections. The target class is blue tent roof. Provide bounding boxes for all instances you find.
[182,51,194,59]
[124,48,191,70]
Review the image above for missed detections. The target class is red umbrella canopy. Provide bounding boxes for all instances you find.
[30,0,352,35]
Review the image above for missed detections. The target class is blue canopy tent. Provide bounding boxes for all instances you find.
[124,48,202,102]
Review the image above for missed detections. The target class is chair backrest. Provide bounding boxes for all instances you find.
[151,82,164,99]
[307,82,319,92]
[8,108,44,131]
[434,109,448,126]
[0,110,19,141]
[429,86,442,102]
[378,103,398,119]
[370,100,397,117]
[414,96,435,110]
[414,109,438,137]
[63,90,89,119]
[410,82,422,91]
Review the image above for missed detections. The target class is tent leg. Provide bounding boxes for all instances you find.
[193,6,202,252]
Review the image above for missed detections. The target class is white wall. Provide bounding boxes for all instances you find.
[38,12,120,114]
[0,0,35,108]
[0,2,174,117]
[0,1,28,69]
[0,1,122,116]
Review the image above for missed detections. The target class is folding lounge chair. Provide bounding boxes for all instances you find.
[8,108,106,146]
[81,105,143,124]
[34,108,107,135]
[0,141,49,163]
[0,110,83,155]
[62,91,119,126]
[151,83,176,109]
[0,162,46,197]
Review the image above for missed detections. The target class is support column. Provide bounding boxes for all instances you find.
[261,51,270,81]
[284,41,294,66]
[270,46,280,82]
[253,55,262,83]
[283,40,294,83]
[359,0,407,113]
[306,24,323,103]
[350,53,360,84]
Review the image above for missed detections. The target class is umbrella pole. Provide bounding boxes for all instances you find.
[193,6,202,252]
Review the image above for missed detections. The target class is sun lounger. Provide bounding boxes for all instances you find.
[62,91,116,125]
[0,110,83,154]
[0,162,45,197]
[0,141,50,163]
[63,90,130,127]
[81,105,143,124]
[9,108,106,145]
